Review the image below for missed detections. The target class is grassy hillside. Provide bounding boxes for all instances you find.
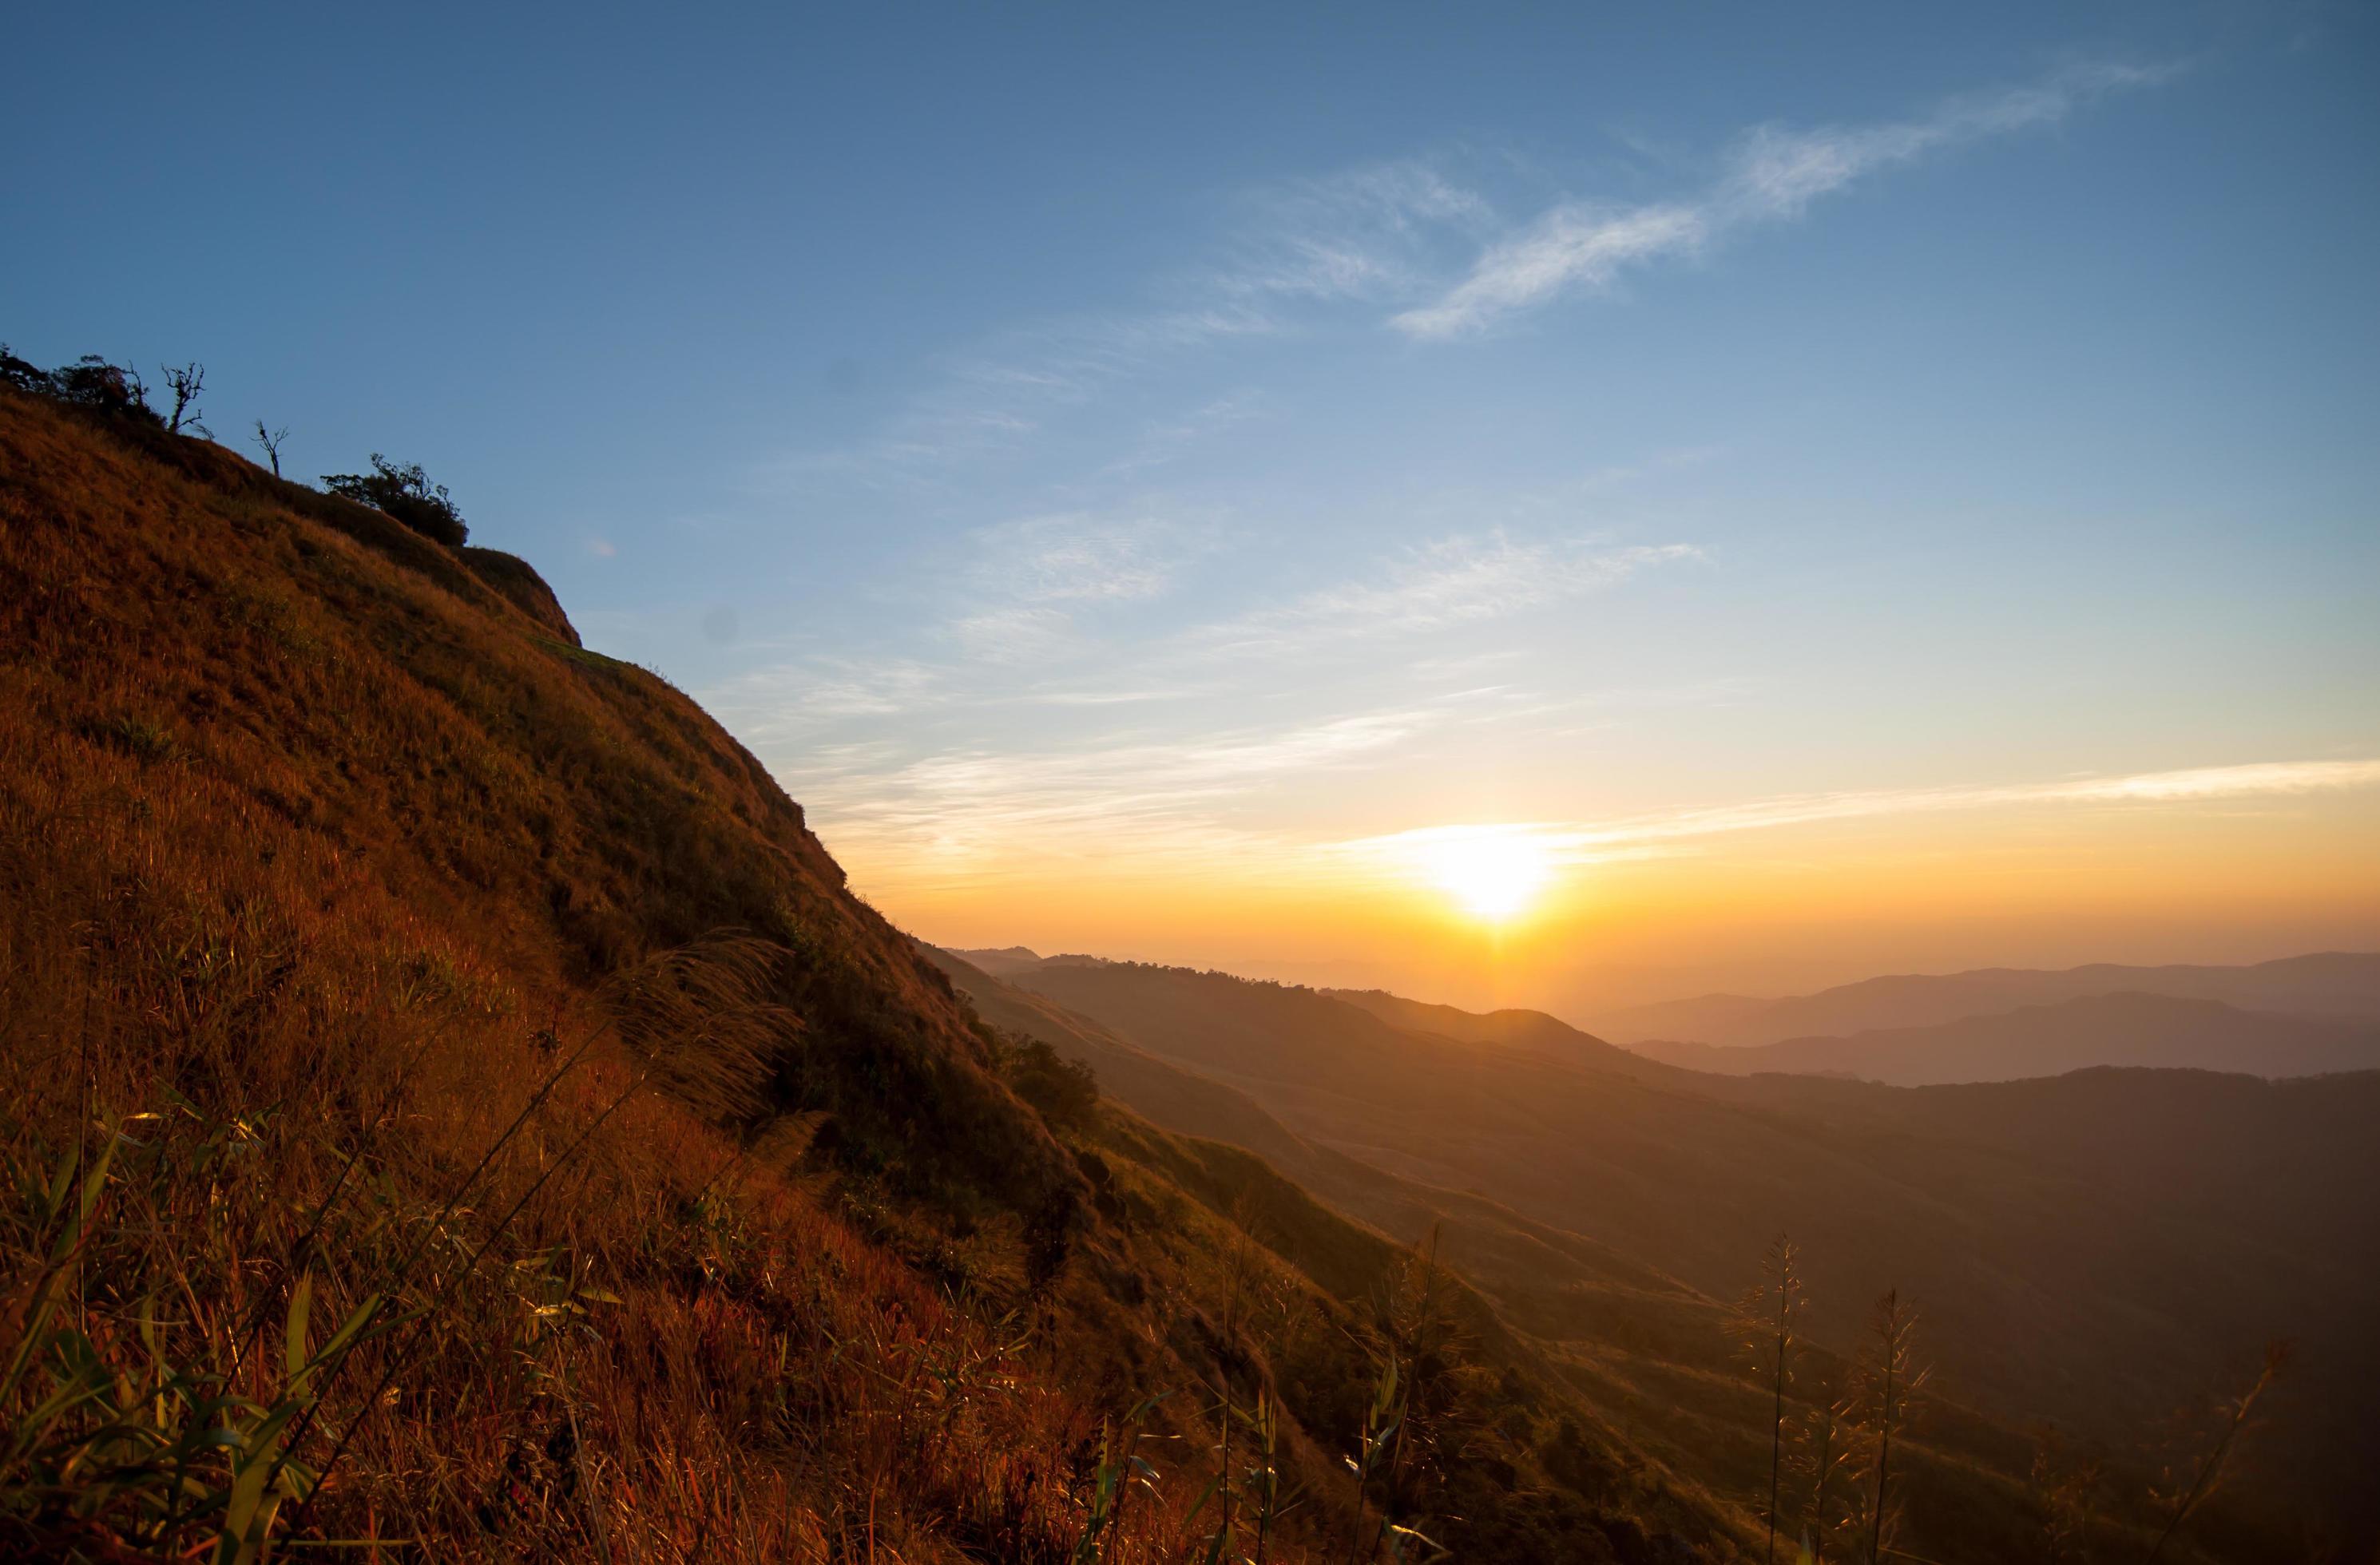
[996,960,2377,1556]
[0,384,1735,1561]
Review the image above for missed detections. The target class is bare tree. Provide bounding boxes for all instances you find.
[2146,1340,2290,1563]
[252,420,289,477]
[161,361,208,436]
[1735,1234,1806,1563]
[117,360,153,416]
[1855,1288,1927,1565]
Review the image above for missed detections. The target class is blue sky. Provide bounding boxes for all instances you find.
[8,3,2377,1000]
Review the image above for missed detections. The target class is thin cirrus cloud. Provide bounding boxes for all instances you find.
[1321,758,2380,881]
[1393,60,2178,339]
[703,529,1694,880]
[791,743,2380,899]
[948,606,1081,666]
[938,521,1687,675]
[780,703,1454,878]
[1205,159,1494,304]
[1183,536,1702,662]
[709,524,1664,736]
[946,509,1216,664]
[777,160,1486,485]
[702,656,949,743]
[782,61,2176,489]
[970,511,1204,605]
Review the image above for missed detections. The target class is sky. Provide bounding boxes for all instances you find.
[8,2,2378,1016]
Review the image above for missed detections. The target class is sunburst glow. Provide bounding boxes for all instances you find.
[1420,828,1554,921]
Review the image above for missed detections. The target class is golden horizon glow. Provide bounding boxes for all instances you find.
[803,757,2380,1015]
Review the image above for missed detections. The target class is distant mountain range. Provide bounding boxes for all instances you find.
[1626,991,2380,1084]
[950,945,1110,977]
[1588,951,2380,1046]
[1320,987,1650,1073]
[938,945,2380,1550]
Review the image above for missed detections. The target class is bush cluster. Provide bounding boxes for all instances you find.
[6,342,468,549]
[1,345,161,423]
[320,454,470,548]
[998,1033,1100,1134]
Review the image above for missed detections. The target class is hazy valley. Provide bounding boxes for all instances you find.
[950,947,2380,1556]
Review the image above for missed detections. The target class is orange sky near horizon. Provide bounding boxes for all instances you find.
[859,767,2380,1016]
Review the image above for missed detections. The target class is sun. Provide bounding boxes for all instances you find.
[1420,828,1553,922]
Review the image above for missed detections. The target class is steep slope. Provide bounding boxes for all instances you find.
[1593,951,2380,1045]
[1627,991,2380,1084]
[0,387,1735,1562]
[0,388,1153,1559]
[1002,961,2380,1551]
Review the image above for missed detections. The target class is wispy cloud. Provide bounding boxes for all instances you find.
[947,606,1079,666]
[766,308,1285,490]
[702,524,1700,866]
[1323,758,2380,878]
[1095,391,1271,480]
[929,521,1695,676]
[778,64,2174,486]
[787,737,2380,900]
[1394,61,2176,339]
[1207,159,1495,304]
[780,701,1457,879]
[970,511,1202,605]
[704,656,946,739]
[942,509,1218,664]
[1185,535,1700,660]
[779,160,1488,485]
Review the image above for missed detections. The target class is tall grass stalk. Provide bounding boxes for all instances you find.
[2144,1340,2289,1564]
[1735,1233,1803,1563]
[1857,1290,1926,1565]
[288,1060,656,1531]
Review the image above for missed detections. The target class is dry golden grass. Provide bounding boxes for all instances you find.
[1,386,1803,1563]
[0,389,1343,1561]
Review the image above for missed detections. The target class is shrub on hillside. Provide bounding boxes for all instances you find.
[998,1033,1099,1133]
[1,345,162,423]
[0,344,45,391]
[321,453,469,546]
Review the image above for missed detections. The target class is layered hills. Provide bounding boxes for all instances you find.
[953,949,2380,1556]
[1623,991,2380,1084]
[1591,952,2380,1048]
